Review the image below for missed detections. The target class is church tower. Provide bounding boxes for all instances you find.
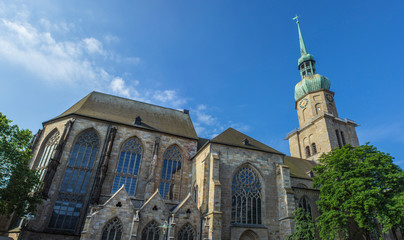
[286,17,359,161]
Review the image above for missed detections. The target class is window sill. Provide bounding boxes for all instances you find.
[230,223,267,229]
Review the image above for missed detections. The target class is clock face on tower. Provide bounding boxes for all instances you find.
[299,98,309,108]
[326,93,334,102]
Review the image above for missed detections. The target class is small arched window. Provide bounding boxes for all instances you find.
[101,218,123,240]
[311,143,317,155]
[315,103,321,114]
[231,165,262,224]
[178,223,195,240]
[159,145,183,201]
[299,196,312,218]
[341,131,346,146]
[36,130,60,181]
[49,129,99,230]
[305,146,311,157]
[141,221,160,240]
[112,137,143,196]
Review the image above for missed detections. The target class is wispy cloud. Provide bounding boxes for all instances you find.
[0,3,188,109]
[191,104,250,139]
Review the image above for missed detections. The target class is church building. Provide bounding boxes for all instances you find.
[8,20,359,240]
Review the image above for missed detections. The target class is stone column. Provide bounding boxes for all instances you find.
[206,153,222,240]
[277,163,296,239]
[91,127,118,204]
[129,211,139,240]
[145,137,160,199]
[42,119,75,198]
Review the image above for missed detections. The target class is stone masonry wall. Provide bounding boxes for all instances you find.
[211,144,284,240]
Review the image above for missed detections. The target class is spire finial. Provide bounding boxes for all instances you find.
[292,15,308,56]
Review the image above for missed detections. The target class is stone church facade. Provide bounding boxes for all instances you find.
[4,21,364,240]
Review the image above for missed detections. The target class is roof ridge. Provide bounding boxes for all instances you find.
[91,91,188,114]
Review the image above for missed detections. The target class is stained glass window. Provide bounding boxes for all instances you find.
[36,130,60,181]
[49,130,99,231]
[141,221,160,240]
[112,138,143,196]
[231,166,262,225]
[178,223,195,240]
[299,196,312,218]
[101,218,123,240]
[159,145,182,201]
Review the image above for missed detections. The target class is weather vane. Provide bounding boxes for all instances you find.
[292,15,300,24]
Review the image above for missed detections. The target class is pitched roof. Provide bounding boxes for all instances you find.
[210,128,283,154]
[284,155,317,179]
[45,91,198,139]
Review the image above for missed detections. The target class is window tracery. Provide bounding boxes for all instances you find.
[37,130,60,181]
[141,221,160,240]
[101,218,123,240]
[112,137,143,196]
[49,130,99,230]
[159,145,183,201]
[299,196,312,218]
[231,165,262,225]
[178,223,195,240]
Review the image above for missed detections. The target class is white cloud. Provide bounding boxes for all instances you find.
[152,90,187,107]
[0,4,190,116]
[83,37,104,55]
[195,104,216,126]
[110,77,130,97]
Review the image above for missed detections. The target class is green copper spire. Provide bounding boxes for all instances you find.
[292,16,331,101]
[293,15,308,56]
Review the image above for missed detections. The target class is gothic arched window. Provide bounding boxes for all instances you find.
[101,218,123,240]
[178,223,195,240]
[231,165,262,225]
[305,146,311,157]
[299,196,312,218]
[141,221,160,240]
[311,143,317,155]
[36,130,60,181]
[112,137,143,196]
[341,131,346,146]
[159,145,183,201]
[49,129,99,230]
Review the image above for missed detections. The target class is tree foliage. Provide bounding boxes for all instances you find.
[288,207,317,240]
[313,144,404,239]
[0,112,41,217]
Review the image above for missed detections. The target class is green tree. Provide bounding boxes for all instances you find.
[287,207,317,240]
[313,144,404,240]
[0,112,41,217]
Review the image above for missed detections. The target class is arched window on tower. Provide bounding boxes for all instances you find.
[305,146,311,157]
[141,221,160,240]
[311,143,317,155]
[101,218,123,240]
[315,103,321,115]
[36,130,60,181]
[299,196,312,219]
[178,223,195,240]
[341,131,346,146]
[231,165,262,225]
[335,130,342,148]
[159,145,183,201]
[112,137,143,196]
[49,129,99,231]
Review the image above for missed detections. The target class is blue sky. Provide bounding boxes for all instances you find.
[0,0,403,168]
